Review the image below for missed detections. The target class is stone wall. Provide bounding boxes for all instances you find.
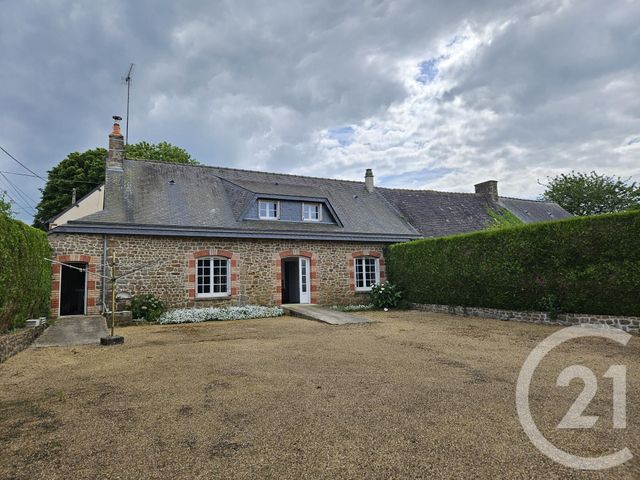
[48,233,386,316]
[0,325,47,363]
[411,303,640,333]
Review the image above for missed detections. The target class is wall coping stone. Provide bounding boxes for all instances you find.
[0,325,48,363]
[410,303,640,333]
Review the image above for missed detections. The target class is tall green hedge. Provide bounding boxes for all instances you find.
[0,214,51,332]
[386,210,640,317]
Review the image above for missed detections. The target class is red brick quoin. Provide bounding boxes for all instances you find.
[51,254,100,317]
[273,249,318,306]
[185,249,239,301]
[347,250,385,292]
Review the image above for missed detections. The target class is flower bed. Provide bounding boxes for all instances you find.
[158,305,283,324]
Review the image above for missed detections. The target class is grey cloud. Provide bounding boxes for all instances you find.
[0,0,638,222]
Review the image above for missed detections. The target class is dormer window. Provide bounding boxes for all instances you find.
[302,202,321,222]
[258,200,279,219]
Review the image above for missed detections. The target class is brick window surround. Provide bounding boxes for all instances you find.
[273,249,318,305]
[51,254,100,317]
[348,250,385,292]
[187,249,239,300]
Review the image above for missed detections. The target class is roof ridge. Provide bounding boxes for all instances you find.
[123,157,367,185]
[498,195,553,203]
[123,158,555,204]
[380,185,550,203]
[378,186,479,196]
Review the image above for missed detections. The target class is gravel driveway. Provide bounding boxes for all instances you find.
[1,311,638,479]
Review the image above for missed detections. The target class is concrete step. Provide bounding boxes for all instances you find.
[33,315,108,347]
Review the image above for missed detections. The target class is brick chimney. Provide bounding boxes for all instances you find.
[474,180,498,201]
[107,115,124,170]
[365,168,374,193]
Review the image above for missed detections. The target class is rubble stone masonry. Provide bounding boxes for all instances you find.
[411,303,640,333]
[48,233,386,317]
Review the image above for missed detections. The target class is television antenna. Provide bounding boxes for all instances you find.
[123,63,135,145]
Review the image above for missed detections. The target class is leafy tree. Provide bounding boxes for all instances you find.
[125,141,198,165]
[0,191,13,218]
[33,141,198,229]
[33,148,106,229]
[540,171,640,216]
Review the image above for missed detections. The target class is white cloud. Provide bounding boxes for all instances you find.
[0,0,639,222]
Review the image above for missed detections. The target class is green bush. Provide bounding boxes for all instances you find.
[386,210,640,317]
[330,304,375,312]
[539,293,563,320]
[0,215,51,332]
[131,294,165,322]
[369,282,402,309]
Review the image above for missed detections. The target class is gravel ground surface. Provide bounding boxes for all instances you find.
[1,311,638,479]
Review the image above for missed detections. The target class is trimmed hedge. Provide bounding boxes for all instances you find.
[386,210,640,317]
[0,215,51,332]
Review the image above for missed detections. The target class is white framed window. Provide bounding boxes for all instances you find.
[354,256,379,291]
[258,200,279,219]
[196,257,230,297]
[302,202,322,222]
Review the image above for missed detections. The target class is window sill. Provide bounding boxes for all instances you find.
[195,295,231,301]
[354,288,373,293]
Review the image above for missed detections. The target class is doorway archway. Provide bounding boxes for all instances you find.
[60,262,87,316]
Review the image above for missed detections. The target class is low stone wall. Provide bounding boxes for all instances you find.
[0,325,47,363]
[411,303,640,333]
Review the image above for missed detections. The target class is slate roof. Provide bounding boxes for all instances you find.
[378,188,494,238]
[58,160,421,242]
[52,158,571,242]
[497,197,572,223]
[379,188,572,237]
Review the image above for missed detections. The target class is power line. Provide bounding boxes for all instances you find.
[0,173,38,206]
[0,170,102,185]
[0,145,47,181]
[46,177,101,185]
[0,170,39,178]
[0,184,33,215]
[0,173,36,213]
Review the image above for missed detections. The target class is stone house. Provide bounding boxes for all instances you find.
[47,120,570,317]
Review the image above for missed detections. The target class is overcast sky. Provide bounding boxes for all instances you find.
[1,0,639,223]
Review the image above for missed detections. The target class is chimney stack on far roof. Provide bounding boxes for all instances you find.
[365,168,374,193]
[107,115,124,170]
[474,180,498,201]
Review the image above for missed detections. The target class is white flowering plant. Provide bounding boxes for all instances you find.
[158,305,284,324]
[369,282,402,309]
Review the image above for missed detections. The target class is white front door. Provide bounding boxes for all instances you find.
[299,257,310,304]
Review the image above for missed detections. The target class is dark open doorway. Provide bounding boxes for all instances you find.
[282,258,300,304]
[60,263,86,316]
